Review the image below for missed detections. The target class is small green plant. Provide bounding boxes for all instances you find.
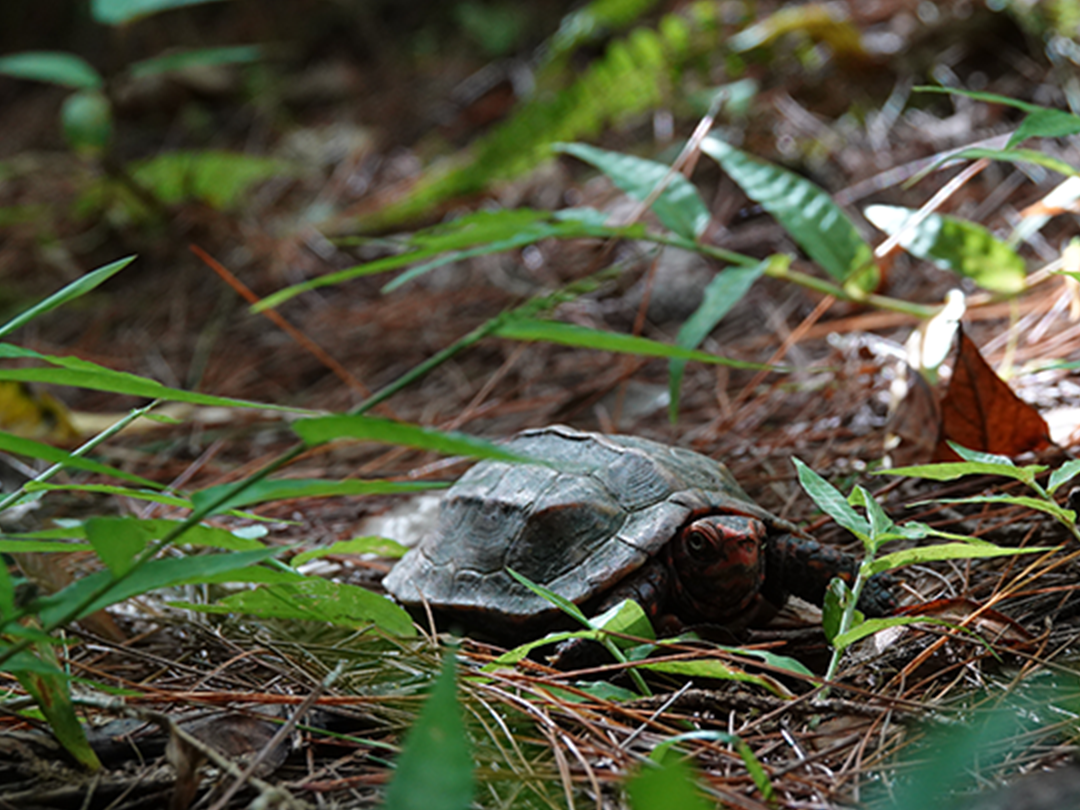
[794,445,1074,685]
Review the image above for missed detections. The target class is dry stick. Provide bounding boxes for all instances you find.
[190,244,395,416]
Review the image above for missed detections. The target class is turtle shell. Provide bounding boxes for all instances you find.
[382,425,800,639]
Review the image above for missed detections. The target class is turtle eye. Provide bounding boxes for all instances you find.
[684,528,715,558]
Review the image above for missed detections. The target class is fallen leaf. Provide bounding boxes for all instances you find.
[933,327,1054,461]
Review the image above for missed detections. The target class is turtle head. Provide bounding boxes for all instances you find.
[668,513,768,623]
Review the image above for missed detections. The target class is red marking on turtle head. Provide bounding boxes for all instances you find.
[668,513,767,623]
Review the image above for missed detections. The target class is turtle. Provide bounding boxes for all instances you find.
[382,425,895,643]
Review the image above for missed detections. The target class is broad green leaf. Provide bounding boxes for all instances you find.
[700,135,876,288]
[85,517,151,576]
[1049,459,1080,494]
[0,344,310,413]
[589,598,655,640]
[627,749,712,810]
[173,578,416,636]
[0,257,135,339]
[669,259,770,420]
[866,543,1050,577]
[91,0,226,25]
[61,90,112,155]
[292,536,408,566]
[556,142,711,239]
[384,652,474,810]
[191,477,440,514]
[293,416,526,464]
[863,205,1026,294]
[793,458,870,542]
[0,52,102,89]
[36,547,280,627]
[494,316,774,370]
[128,45,263,79]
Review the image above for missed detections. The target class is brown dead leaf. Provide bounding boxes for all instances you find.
[933,327,1054,462]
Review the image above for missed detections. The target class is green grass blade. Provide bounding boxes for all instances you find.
[668,259,770,420]
[627,750,712,810]
[866,543,1051,577]
[384,651,474,810]
[495,316,776,370]
[292,415,527,463]
[128,45,263,79]
[0,257,135,338]
[91,0,227,25]
[0,431,161,488]
[191,477,441,514]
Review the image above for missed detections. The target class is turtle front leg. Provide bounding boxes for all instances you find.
[765,534,897,617]
[591,556,678,632]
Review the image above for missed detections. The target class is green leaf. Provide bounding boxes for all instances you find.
[0,257,135,339]
[793,458,870,543]
[822,578,848,643]
[494,316,775,370]
[925,494,1074,524]
[627,749,712,810]
[647,730,773,802]
[191,477,441,515]
[936,147,1078,179]
[639,658,785,695]
[384,651,474,810]
[257,209,639,306]
[0,539,92,553]
[292,415,528,464]
[1049,459,1080,494]
[0,52,103,89]
[292,536,408,566]
[849,485,896,551]
[0,561,14,622]
[866,543,1050,577]
[61,90,112,155]
[124,151,297,212]
[91,0,226,25]
[879,459,1041,486]
[914,86,1080,148]
[588,598,655,640]
[174,577,416,636]
[17,657,102,770]
[0,343,311,413]
[669,259,770,420]
[713,645,814,677]
[700,135,876,288]
[24,482,193,509]
[35,547,281,627]
[128,45,263,79]
[831,614,965,649]
[863,205,1026,294]
[85,517,151,576]
[0,430,161,488]
[556,142,711,239]
[506,567,591,627]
